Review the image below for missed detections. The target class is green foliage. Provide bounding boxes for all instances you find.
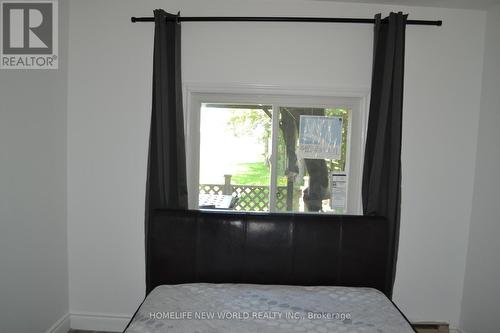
[227,108,272,160]
[227,109,271,137]
[325,108,349,172]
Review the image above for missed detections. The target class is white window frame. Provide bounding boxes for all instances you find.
[184,83,369,214]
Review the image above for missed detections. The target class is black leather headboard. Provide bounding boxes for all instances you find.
[147,209,392,297]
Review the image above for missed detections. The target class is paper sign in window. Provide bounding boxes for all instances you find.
[331,173,347,211]
[298,116,343,160]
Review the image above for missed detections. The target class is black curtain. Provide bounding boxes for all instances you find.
[362,12,407,297]
[145,10,188,290]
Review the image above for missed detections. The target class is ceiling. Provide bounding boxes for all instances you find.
[314,0,500,10]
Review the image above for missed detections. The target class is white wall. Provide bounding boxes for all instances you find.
[67,0,486,330]
[0,1,69,332]
[460,4,500,333]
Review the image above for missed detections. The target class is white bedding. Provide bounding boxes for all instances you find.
[125,283,414,333]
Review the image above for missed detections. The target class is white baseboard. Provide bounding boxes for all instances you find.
[46,313,70,333]
[70,312,131,332]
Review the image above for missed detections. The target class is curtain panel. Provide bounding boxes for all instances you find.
[145,9,188,290]
[362,12,407,297]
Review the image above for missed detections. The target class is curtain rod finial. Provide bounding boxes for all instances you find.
[131,17,137,23]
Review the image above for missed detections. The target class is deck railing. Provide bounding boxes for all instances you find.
[199,175,292,211]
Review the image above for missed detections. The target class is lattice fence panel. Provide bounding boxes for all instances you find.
[199,184,224,195]
[200,184,289,212]
[232,185,269,211]
[275,188,288,211]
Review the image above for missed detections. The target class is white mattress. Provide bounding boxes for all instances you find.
[125,283,414,333]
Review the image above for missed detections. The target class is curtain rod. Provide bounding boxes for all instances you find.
[130,16,442,26]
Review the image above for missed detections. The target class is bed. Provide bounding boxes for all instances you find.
[125,209,414,333]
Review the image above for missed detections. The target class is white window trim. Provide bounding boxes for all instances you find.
[184,83,370,214]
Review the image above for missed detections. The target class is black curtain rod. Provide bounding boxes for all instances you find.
[130,16,442,26]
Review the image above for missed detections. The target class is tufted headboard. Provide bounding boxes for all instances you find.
[147,209,392,297]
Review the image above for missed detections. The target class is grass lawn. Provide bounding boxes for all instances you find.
[231,162,269,185]
[231,162,287,186]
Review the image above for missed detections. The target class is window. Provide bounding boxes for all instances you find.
[187,90,367,214]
